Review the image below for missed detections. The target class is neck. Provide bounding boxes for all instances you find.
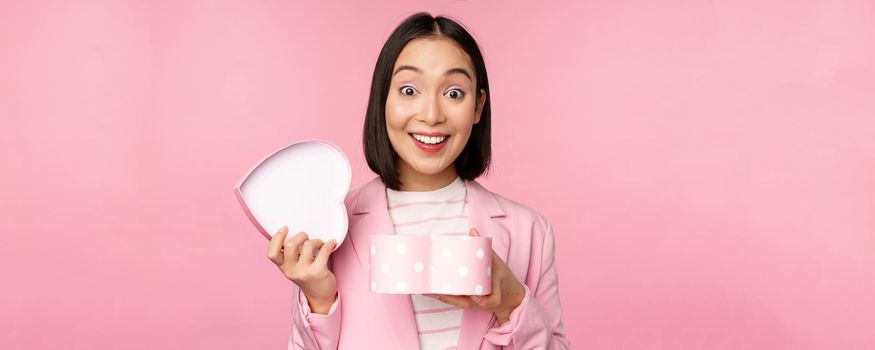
[397,162,458,192]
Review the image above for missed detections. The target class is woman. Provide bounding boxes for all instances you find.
[266,12,570,349]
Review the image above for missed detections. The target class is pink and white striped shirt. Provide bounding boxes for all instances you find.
[386,176,469,350]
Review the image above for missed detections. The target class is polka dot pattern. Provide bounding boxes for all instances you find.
[458,266,469,277]
[368,234,491,295]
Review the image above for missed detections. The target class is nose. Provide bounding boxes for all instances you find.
[417,94,446,126]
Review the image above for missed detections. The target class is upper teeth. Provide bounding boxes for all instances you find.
[413,134,447,145]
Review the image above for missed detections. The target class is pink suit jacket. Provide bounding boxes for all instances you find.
[288,176,571,349]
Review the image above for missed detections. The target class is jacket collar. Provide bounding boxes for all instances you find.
[348,176,509,349]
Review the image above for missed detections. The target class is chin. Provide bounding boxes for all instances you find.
[410,162,448,175]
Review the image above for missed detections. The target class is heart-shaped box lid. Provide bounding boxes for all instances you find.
[233,139,351,249]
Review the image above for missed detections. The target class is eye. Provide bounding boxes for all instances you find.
[400,86,418,96]
[444,88,465,99]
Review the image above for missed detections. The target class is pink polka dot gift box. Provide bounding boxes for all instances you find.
[369,234,492,295]
[233,139,351,249]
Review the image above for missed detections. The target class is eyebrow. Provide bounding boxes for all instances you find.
[393,65,472,81]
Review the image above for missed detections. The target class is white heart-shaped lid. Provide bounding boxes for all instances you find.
[234,139,351,249]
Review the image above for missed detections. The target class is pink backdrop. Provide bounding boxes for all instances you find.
[2,0,874,348]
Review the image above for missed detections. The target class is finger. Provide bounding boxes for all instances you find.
[470,293,492,307]
[267,226,289,265]
[312,238,335,265]
[283,231,309,265]
[299,239,325,265]
[486,275,504,309]
[471,280,500,306]
[313,239,337,267]
[472,262,502,308]
[489,252,505,293]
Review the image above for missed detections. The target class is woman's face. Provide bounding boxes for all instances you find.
[385,37,486,182]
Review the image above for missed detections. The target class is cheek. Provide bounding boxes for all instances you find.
[385,110,405,131]
[385,97,415,130]
[445,101,478,127]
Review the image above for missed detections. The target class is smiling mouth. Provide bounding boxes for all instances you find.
[409,133,450,145]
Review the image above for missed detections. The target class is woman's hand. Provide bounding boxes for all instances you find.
[267,226,338,314]
[424,228,526,325]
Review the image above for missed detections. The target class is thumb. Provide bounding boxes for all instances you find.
[469,228,480,237]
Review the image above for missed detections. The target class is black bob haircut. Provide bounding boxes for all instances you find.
[363,12,492,190]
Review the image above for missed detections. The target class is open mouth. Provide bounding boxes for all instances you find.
[409,133,449,145]
[408,133,450,153]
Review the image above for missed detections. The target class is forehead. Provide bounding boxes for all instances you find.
[393,37,474,74]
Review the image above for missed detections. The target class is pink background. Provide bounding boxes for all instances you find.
[2,0,873,349]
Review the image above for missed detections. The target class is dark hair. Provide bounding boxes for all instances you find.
[363,12,492,190]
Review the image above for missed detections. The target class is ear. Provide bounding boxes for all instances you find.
[474,88,486,124]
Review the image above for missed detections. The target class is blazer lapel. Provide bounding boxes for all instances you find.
[348,178,420,350]
[457,179,510,349]
[347,177,510,349]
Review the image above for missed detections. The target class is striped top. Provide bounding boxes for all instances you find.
[386,176,469,350]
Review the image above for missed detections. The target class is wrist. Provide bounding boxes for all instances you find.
[305,291,337,315]
[495,310,512,325]
[495,285,525,324]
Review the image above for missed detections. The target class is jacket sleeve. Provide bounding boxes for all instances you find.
[288,286,341,350]
[482,219,571,349]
